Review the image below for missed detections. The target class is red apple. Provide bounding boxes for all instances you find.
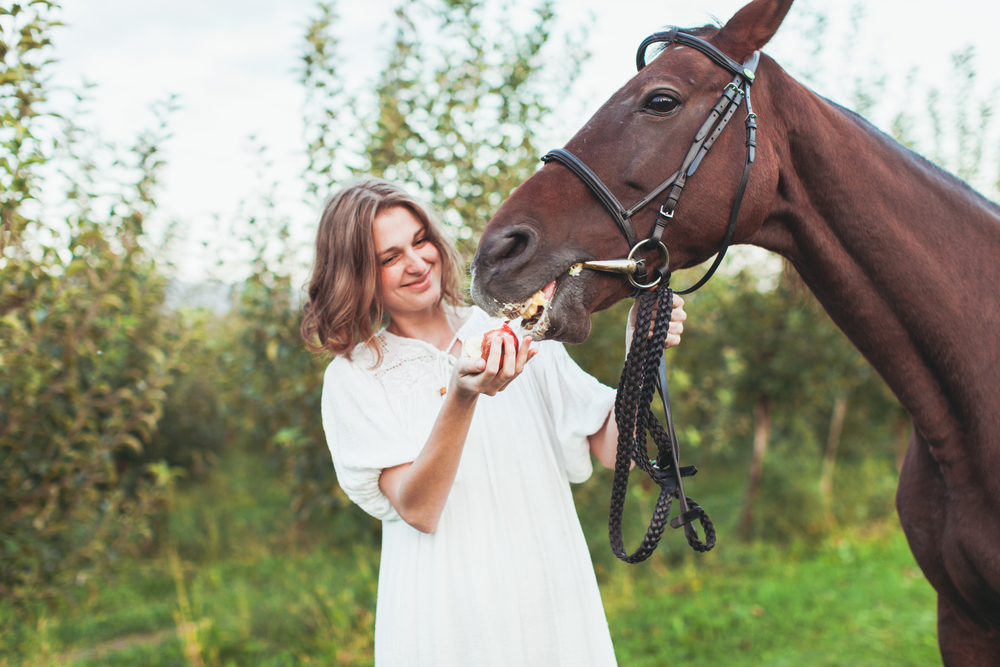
[464,321,519,362]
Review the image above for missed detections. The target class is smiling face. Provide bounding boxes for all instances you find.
[374,206,444,321]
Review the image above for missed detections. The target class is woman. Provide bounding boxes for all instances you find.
[302,178,685,666]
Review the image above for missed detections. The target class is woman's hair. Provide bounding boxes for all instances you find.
[301,178,466,362]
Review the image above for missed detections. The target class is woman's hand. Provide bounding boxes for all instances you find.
[452,334,538,398]
[625,293,686,353]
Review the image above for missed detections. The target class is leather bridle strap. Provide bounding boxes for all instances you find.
[668,74,757,294]
[539,149,680,252]
[541,150,679,285]
[636,29,751,77]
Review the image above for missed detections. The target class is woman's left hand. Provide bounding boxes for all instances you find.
[625,293,686,353]
[452,334,537,398]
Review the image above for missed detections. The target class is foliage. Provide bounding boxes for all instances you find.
[132,309,227,477]
[0,453,380,667]
[0,1,180,602]
[302,0,587,255]
[216,203,369,528]
[171,158,379,536]
[676,270,896,454]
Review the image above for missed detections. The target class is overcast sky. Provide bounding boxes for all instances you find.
[49,0,1000,280]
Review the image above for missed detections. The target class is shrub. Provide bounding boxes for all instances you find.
[1,2,181,601]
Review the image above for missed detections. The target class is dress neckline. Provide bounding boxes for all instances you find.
[379,305,484,358]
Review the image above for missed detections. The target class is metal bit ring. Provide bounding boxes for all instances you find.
[627,239,669,289]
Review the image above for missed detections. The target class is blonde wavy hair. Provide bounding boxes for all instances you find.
[301,178,466,363]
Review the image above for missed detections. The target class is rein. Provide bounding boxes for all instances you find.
[612,284,715,561]
[541,29,761,561]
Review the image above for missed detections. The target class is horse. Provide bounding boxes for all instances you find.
[468,0,1000,663]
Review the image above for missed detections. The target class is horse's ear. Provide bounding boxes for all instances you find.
[713,0,794,62]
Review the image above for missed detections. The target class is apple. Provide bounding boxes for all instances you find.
[463,321,520,362]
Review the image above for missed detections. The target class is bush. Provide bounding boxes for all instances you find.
[1,2,181,601]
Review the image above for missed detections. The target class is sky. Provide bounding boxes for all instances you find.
[47,0,1000,280]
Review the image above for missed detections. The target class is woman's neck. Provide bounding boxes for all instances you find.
[385,303,464,352]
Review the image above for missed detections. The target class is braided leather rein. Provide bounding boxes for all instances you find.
[610,285,715,562]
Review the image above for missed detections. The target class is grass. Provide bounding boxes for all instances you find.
[603,527,938,666]
[1,452,940,666]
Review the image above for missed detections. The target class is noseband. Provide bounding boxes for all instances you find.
[541,28,760,294]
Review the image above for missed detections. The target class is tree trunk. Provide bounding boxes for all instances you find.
[739,395,771,540]
[819,394,848,503]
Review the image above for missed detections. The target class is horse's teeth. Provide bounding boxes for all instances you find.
[502,285,553,320]
[520,289,549,318]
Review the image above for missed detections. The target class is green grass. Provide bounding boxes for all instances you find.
[602,528,938,666]
[1,453,939,667]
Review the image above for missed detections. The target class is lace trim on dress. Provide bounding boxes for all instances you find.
[370,335,445,394]
[364,306,493,396]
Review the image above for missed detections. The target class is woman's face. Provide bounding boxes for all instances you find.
[373,206,443,320]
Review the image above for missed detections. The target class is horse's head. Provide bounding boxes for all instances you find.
[470,0,792,342]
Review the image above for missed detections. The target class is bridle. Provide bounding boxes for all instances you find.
[538,29,762,561]
[541,28,760,294]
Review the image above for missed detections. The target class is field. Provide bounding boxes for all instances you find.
[1,453,939,667]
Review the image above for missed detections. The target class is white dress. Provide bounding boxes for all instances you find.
[322,306,618,667]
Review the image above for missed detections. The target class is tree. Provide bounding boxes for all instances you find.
[602,266,906,543]
[302,0,587,256]
[0,1,180,601]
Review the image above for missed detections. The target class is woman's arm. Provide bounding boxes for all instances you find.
[379,335,537,533]
[377,390,477,533]
[588,410,621,470]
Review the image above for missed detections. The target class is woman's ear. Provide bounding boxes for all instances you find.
[713,0,794,63]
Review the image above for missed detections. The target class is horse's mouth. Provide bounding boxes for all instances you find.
[471,251,596,342]
[477,261,592,341]
[499,278,556,335]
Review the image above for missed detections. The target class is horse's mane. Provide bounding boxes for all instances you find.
[826,98,1000,216]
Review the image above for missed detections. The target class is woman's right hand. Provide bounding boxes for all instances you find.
[625,293,686,354]
[452,334,537,398]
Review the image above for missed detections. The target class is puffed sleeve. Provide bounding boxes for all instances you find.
[529,340,618,483]
[321,356,418,521]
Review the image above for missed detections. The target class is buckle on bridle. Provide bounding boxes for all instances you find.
[659,204,674,218]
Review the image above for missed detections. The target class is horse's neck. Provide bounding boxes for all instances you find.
[759,71,1000,455]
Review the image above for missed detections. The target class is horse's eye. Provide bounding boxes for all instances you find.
[645,94,679,114]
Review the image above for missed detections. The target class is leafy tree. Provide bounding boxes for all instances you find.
[0,1,180,601]
[216,191,353,526]
[302,0,586,255]
[130,308,228,477]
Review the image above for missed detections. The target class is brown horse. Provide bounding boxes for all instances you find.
[469,0,1000,663]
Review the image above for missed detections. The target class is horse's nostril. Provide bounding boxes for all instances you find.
[496,233,527,261]
[489,226,536,265]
